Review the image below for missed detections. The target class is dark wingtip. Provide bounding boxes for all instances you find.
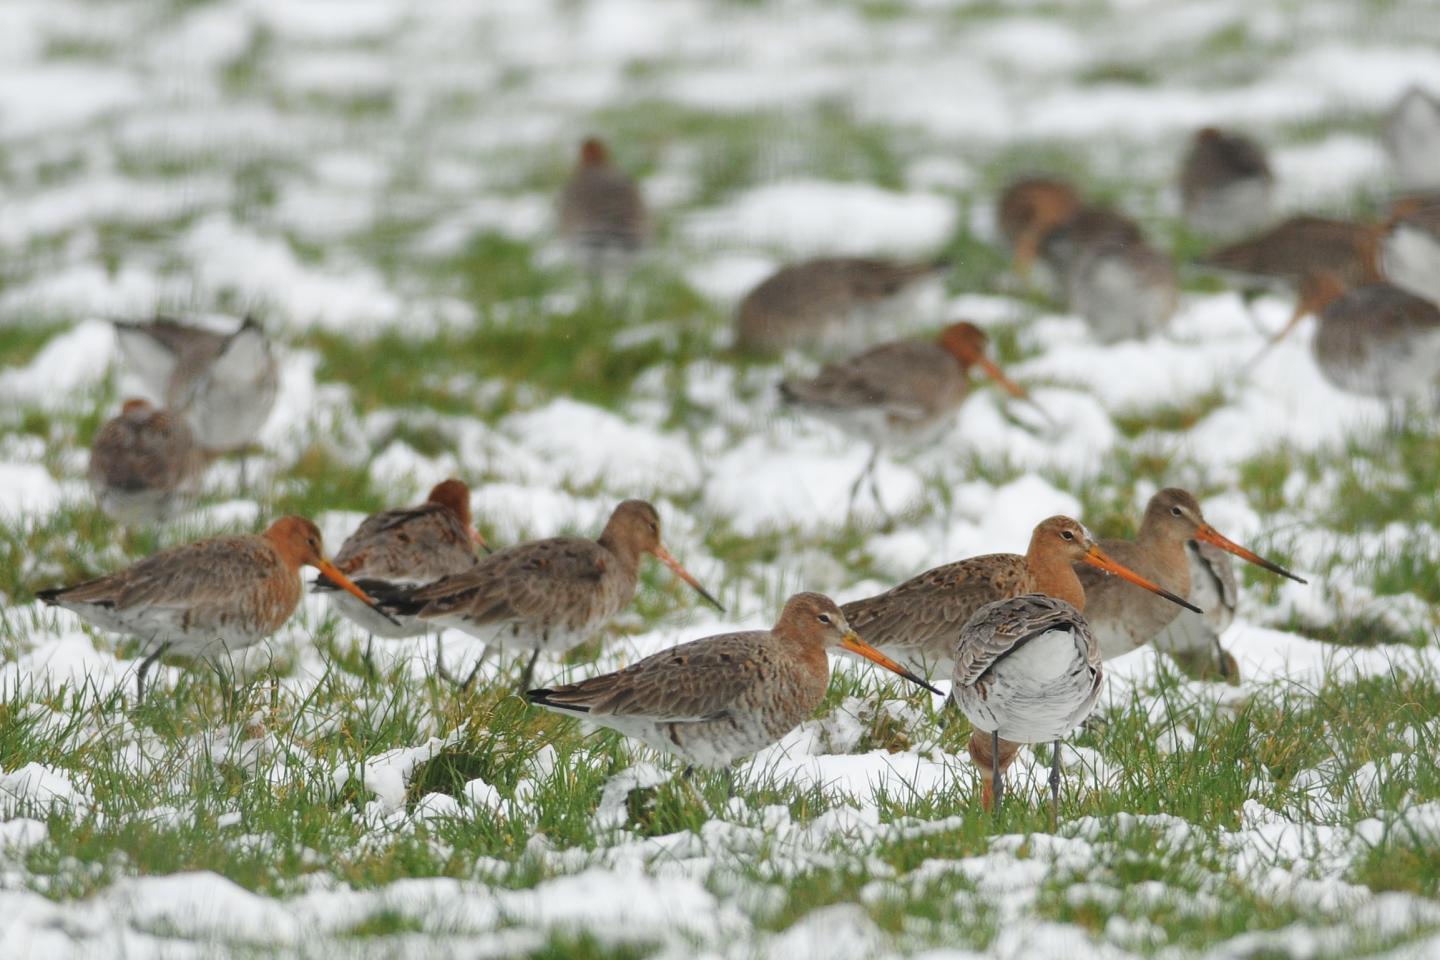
[34,587,63,605]
[526,688,590,713]
[777,381,798,405]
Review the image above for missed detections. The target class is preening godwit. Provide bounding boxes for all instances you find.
[996,177,1080,285]
[1074,489,1305,662]
[841,516,1199,681]
[1380,194,1440,305]
[36,517,380,699]
[1258,272,1440,415]
[1065,240,1177,343]
[558,136,649,274]
[113,316,279,486]
[1152,539,1240,682]
[1179,127,1274,239]
[1384,86,1440,191]
[1197,216,1382,289]
[734,257,949,354]
[313,479,486,652]
[88,398,203,525]
[527,592,940,777]
[370,500,723,689]
[779,321,1031,517]
[952,592,1101,817]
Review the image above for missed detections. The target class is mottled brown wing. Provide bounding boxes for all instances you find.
[782,340,954,418]
[1200,216,1371,281]
[559,168,647,249]
[89,410,196,490]
[842,554,1031,656]
[52,536,279,611]
[952,594,1088,686]
[538,632,775,721]
[406,536,608,623]
[334,502,477,580]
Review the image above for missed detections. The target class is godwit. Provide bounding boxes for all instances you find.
[313,479,487,664]
[841,516,1199,681]
[952,592,1100,817]
[527,592,940,780]
[113,316,279,487]
[1065,240,1177,342]
[558,136,649,275]
[778,322,1031,517]
[1197,216,1382,289]
[1384,86,1440,191]
[88,398,204,525]
[1380,195,1440,305]
[996,177,1080,286]
[1257,273,1440,416]
[36,517,381,699]
[1074,489,1305,663]
[1152,539,1240,682]
[370,500,723,689]
[734,257,949,354]
[1179,127,1275,239]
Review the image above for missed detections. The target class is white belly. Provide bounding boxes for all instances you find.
[955,627,1102,744]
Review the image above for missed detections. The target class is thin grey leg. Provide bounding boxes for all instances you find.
[1050,739,1062,826]
[992,729,1003,815]
[516,650,541,691]
[136,642,170,703]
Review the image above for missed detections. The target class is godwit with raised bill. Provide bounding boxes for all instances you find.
[841,516,1199,682]
[1179,127,1274,239]
[313,479,487,663]
[1381,194,1440,305]
[369,500,723,689]
[1255,272,1440,422]
[1065,240,1177,343]
[36,517,382,699]
[88,398,204,525]
[1384,86,1440,192]
[1197,216,1382,289]
[734,257,949,355]
[952,592,1101,818]
[1152,539,1240,682]
[113,316,279,487]
[779,322,1035,518]
[558,136,649,276]
[527,593,940,782]
[1074,489,1305,663]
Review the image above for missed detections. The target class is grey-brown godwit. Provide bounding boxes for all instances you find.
[558,136,649,275]
[1179,127,1275,239]
[1385,86,1440,192]
[88,398,204,525]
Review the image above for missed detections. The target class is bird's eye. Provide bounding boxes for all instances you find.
[817,614,832,625]
[1061,530,1074,541]
[1171,506,1183,517]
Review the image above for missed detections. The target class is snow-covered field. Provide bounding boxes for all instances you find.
[4,0,1440,956]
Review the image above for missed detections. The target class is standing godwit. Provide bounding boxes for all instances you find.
[778,322,1031,517]
[1197,216,1382,289]
[36,517,381,699]
[527,592,940,778]
[370,500,723,689]
[88,398,204,525]
[1179,127,1275,239]
[734,257,949,355]
[1074,489,1305,663]
[952,592,1101,817]
[841,516,1199,681]
[1152,539,1240,682]
[558,136,649,275]
[1065,240,1177,343]
[1384,86,1440,191]
[113,316,278,487]
[1380,195,1440,305]
[313,479,487,663]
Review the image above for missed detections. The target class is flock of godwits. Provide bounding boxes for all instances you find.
[29,84,1440,814]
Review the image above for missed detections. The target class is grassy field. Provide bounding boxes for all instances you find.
[3,0,1440,956]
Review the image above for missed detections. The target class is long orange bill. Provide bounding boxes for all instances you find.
[653,544,725,613]
[470,527,493,555]
[1082,545,1203,614]
[315,559,402,625]
[975,355,1029,401]
[840,631,944,696]
[1194,525,1307,583]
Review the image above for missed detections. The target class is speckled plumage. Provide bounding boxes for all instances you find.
[113,317,278,454]
[557,137,648,269]
[735,257,947,354]
[88,399,203,525]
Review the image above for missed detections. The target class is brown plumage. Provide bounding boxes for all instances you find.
[370,500,723,687]
[997,177,1081,269]
[1074,489,1304,663]
[1197,216,1383,288]
[1179,127,1274,239]
[527,592,938,771]
[841,516,1199,680]
[557,136,648,270]
[734,257,949,354]
[1152,539,1240,682]
[36,516,378,698]
[314,479,486,639]
[88,398,204,525]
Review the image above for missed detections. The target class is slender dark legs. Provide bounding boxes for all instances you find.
[992,729,1003,814]
[1049,739,1062,827]
[136,642,171,702]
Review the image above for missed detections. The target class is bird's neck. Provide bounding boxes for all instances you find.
[1027,548,1086,612]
